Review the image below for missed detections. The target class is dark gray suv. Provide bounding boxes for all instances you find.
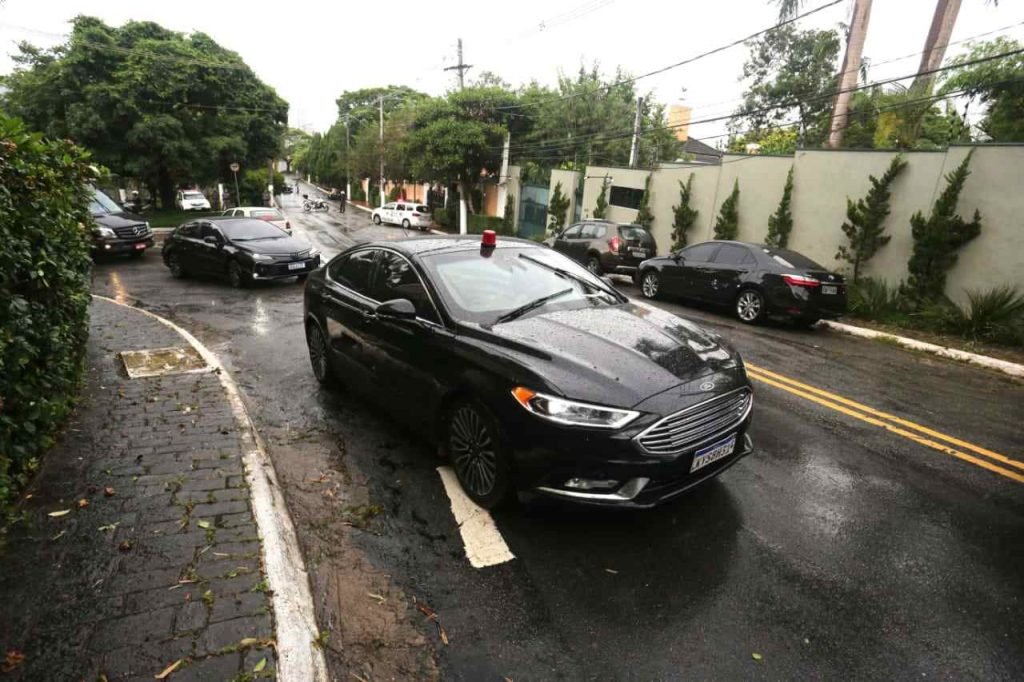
[545,220,658,277]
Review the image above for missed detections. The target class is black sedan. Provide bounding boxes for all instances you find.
[637,240,847,326]
[163,218,320,288]
[303,234,754,509]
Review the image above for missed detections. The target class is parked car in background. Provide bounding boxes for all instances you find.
[222,206,291,234]
[371,202,433,230]
[162,218,320,288]
[637,240,847,326]
[88,186,154,259]
[545,220,658,277]
[176,189,211,211]
[303,233,753,509]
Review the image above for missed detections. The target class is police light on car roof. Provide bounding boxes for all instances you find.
[481,230,497,247]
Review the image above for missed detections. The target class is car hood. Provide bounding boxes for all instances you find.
[93,211,147,228]
[476,301,743,408]
[233,236,309,254]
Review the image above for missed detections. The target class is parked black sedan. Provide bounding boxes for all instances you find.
[162,218,320,287]
[303,234,754,509]
[637,240,847,326]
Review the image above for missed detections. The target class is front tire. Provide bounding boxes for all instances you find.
[586,255,602,275]
[373,214,382,225]
[228,260,249,289]
[640,270,660,299]
[736,289,765,324]
[167,253,186,279]
[306,322,334,387]
[402,219,411,229]
[445,400,512,509]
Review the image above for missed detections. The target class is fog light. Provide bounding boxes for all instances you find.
[564,478,619,491]
[104,244,111,250]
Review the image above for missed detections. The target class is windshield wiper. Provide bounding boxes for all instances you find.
[495,288,574,324]
[518,253,622,301]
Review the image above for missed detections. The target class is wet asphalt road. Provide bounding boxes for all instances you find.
[92,185,1024,680]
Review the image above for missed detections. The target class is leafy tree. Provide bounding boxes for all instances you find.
[547,181,571,233]
[593,178,610,218]
[1,17,287,208]
[713,180,741,240]
[635,174,655,229]
[239,168,286,205]
[940,37,1024,141]
[765,167,795,248]
[906,151,982,303]
[671,175,699,250]
[728,127,799,154]
[282,128,310,173]
[836,155,907,282]
[731,25,841,147]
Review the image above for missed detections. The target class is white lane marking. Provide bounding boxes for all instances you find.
[92,295,329,682]
[437,466,515,569]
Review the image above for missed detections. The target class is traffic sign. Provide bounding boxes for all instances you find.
[230,162,240,173]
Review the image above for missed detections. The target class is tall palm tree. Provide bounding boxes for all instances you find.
[912,0,963,92]
[775,0,873,148]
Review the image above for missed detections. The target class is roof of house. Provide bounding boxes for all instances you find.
[683,137,722,159]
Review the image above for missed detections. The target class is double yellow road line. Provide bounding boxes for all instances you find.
[744,363,1024,484]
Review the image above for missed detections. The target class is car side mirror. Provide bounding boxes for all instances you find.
[376,298,417,320]
[672,252,683,262]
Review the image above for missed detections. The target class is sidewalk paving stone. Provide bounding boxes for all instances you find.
[0,298,277,680]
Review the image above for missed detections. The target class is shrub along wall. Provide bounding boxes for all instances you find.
[0,115,94,520]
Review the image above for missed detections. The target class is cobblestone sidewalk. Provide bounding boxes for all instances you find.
[0,298,276,681]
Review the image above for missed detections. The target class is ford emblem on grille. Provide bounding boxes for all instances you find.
[700,381,715,391]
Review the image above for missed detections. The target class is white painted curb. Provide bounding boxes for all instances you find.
[92,295,329,681]
[822,320,1024,379]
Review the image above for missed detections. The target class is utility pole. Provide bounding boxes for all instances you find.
[628,96,643,169]
[343,112,352,202]
[496,132,511,221]
[444,38,472,90]
[379,95,386,208]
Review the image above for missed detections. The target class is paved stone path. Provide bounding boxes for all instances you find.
[0,298,275,681]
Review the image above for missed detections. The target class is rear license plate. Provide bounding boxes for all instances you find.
[822,285,838,295]
[288,262,306,271]
[690,434,737,473]
[630,249,647,258]
[134,243,146,250]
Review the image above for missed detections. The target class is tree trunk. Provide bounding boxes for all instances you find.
[912,0,962,93]
[158,169,175,210]
[827,0,873,148]
[458,179,477,215]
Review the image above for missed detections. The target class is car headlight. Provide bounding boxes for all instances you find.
[511,387,640,429]
[94,226,116,238]
[308,247,320,258]
[251,253,273,262]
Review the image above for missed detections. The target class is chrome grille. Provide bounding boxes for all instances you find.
[113,223,151,239]
[636,388,751,457]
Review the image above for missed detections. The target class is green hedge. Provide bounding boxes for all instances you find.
[468,214,513,236]
[0,115,94,521]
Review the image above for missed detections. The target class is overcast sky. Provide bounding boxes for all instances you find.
[1,0,1021,144]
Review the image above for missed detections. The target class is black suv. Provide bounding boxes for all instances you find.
[546,220,657,277]
[89,186,154,258]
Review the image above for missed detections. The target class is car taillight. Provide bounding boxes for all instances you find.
[609,236,621,253]
[285,220,291,229]
[412,212,421,217]
[782,274,820,288]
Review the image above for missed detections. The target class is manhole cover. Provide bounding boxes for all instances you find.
[119,346,208,378]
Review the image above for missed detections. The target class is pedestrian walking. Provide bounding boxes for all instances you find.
[338,188,347,213]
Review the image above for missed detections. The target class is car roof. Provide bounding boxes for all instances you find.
[354,234,543,257]
[233,206,281,212]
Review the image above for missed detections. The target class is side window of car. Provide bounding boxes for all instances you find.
[178,222,198,238]
[328,249,378,296]
[562,224,583,239]
[682,243,720,262]
[713,244,752,266]
[371,251,439,323]
[594,225,608,239]
[199,223,220,240]
[579,224,596,239]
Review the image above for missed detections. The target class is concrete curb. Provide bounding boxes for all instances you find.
[822,320,1024,379]
[91,295,330,682]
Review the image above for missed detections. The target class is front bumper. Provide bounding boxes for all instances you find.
[251,256,321,280]
[91,237,155,255]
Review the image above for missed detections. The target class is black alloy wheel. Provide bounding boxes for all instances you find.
[447,400,511,509]
[168,253,185,279]
[228,260,248,289]
[641,270,660,299]
[736,289,765,324]
[306,323,333,386]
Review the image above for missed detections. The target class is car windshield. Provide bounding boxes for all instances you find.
[250,209,283,219]
[88,188,122,216]
[183,192,204,200]
[220,220,285,241]
[763,247,825,270]
[420,246,623,325]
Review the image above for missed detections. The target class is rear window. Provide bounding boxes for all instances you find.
[763,247,824,270]
[416,205,430,213]
[251,209,283,219]
[183,192,204,200]
[618,226,649,241]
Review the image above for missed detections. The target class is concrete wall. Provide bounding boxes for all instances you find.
[582,145,1024,301]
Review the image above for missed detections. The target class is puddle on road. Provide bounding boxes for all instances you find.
[119,346,208,378]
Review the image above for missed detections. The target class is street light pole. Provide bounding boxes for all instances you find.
[379,95,386,208]
[344,112,352,202]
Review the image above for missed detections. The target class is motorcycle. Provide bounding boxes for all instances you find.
[302,195,329,212]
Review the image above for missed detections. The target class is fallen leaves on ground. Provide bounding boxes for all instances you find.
[253,657,267,672]
[48,509,71,518]
[154,658,183,679]
[78,498,90,509]
[98,522,119,533]
[196,520,212,529]
[104,486,116,497]
[367,592,386,604]
[414,598,449,646]
[752,652,764,662]
[605,568,619,574]
[118,540,132,552]
[1,649,25,672]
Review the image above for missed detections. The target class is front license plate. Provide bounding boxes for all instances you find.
[690,434,737,473]
[134,243,146,250]
[287,262,306,271]
[630,249,647,258]
[821,285,837,295]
